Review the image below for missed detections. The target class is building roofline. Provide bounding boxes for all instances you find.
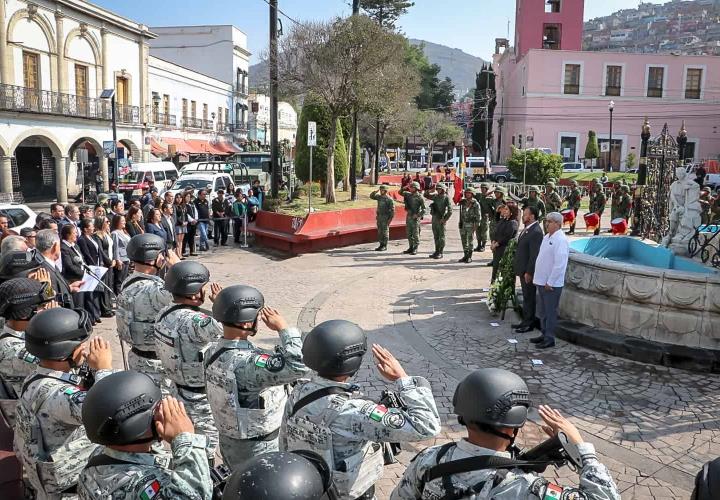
[60,0,157,38]
[148,55,230,87]
[525,48,720,60]
[149,24,248,37]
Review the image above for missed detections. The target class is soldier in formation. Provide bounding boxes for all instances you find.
[424,183,452,259]
[78,370,213,499]
[281,319,441,499]
[399,181,426,255]
[490,186,507,239]
[391,368,621,500]
[205,285,308,470]
[458,187,481,263]
[370,184,395,252]
[564,180,582,235]
[589,182,607,236]
[474,183,495,253]
[154,261,222,464]
[541,182,562,230]
[520,186,546,222]
[14,308,115,499]
[615,185,633,223]
[609,182,623,221]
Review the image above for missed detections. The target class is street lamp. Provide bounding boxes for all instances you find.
[608,100,615,172]
[100,89,117,185]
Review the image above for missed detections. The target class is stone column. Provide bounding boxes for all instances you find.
[139,36,150,162]
[99,155,109,192]
[55,11,66,93]
[55,156,68,203]
[0,0,9,84]
[0,156,13,194]
[101,27,109,89]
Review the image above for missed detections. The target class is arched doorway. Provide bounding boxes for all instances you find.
[13,135,63,200]
[69,138,102,199]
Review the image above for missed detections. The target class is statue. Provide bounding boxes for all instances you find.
[662,166,702,254]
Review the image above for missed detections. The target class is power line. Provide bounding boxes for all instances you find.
[258,0,301,26]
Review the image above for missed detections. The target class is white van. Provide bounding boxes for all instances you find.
[117,162,179,199]
[445,157,491,181]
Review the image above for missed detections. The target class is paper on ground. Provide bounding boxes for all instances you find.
[507,339,518,344]
[490,322,500,327]
[531,359,543,366]
[79,266,108,292]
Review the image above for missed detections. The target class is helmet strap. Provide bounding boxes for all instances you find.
[479,423,518,445]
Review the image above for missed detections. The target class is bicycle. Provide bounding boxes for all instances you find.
[688,218,720,263]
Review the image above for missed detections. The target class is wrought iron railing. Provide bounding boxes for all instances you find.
[0,84,111,120]
[116,104,140,125]
[182,116,203,129]
[153,112,177,127]
[227,123,249,133]
[202,119,214,130]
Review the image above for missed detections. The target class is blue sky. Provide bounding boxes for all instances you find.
[95,0,666,63]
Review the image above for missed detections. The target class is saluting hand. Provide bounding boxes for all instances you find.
[209,282,223,302]
[155,397,195,443]
[260,307,288,333]
[372,344,407,382]
[86,337,113,370]
[538,405,583,445]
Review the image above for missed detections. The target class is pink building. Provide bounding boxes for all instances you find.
[493,0,720,171]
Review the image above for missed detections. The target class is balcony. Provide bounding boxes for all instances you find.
[202,119,214,130]
[182,116,203,129]
[233,85,249,98]
[116,104,141,125]
[227,123,248,134]
[0,83,111,120]
[152,112,177,128]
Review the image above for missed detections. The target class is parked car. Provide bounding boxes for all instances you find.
[485,166,518,184]
[705,173,720,190]
[117,162,179,200]
[562,162,587,172]
[0,204,36,232]
[167,171,236,201]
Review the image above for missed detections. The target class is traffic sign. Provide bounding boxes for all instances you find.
[308,121,317,147]
[103,140,114,156]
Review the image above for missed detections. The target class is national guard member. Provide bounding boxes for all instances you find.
[458,187,481,263]
[699,187,712,225]
[117,233,178,389]
[78,370,213,500]
[424,183,452,259]
[521,186,546,221]
[205,285,309,470]
[281,320,441,500]
[610,181,623,221]
[399,181,426,255]
[474,183,495,252]
[370,184,395,252]
[14,308,114,499]
[541,182,562,230]
[0,278,56,398]
[391,368,621,500]
[154,261,222,463]
[564,180,582,235]
[490,186,507,239]
[589,182,607,236]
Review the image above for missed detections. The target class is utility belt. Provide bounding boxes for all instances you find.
[131,347,158,360]
[176,384,206,394]
[246,427,280,442]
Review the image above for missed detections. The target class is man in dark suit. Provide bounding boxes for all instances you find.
[512,205,544,333]
[35,228,81,308]
[160,201,176,251]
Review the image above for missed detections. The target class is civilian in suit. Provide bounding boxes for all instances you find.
[76,218,101,324]
[34,229,78,308]
[490,204,519,283]
[183,191,198,256]
[145,208,168,241]
[93,215,116,317]
[126,206,145,237]
[60,223,85,313]
[110,214,131,294]
[64,204,82,239]
[512,206,544,333]
[160,202,177,253]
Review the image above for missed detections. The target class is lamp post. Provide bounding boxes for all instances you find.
[608,100,615,172]
[631,118,651,236]
[677,121,688,166]
[100,89,117,185]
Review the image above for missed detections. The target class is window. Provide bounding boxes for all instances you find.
[0,208,30,228]
[647,67,664,98]
[23,51,39,90]
[182,99,188,120]
[218,106,223,125]
[203,103,208,122]
[75,65,88,97]
[224,108,229,125]
[543,24,561,50]
[191,100,197,119]
[115,77,128,105]
[546,0,560,13]
[154,171,166,181]
[166,169,178,181]
[685,68,702,99]
[563,64,581,94]
[605,65,622,96]
[163,94,170,116]
[560,136,578,162]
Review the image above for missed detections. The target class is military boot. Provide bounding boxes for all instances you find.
[428,251,438,258]
[403,248,413,254]
[434,253,443,259]
[458,253,469,263]
[466,252,473,264]
[474,245,482,252]
[375,245,386,251]
[479,242,486,252]
[409,246,418,255]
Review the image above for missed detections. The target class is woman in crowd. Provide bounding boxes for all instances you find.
[183,191,198,257]
[490,203,519,284]
[174,192,188,258]
[60,223,85,311]
[126,206,144,237]
[145,208,167,241]
[232,189,248,244]
[194,189,211,251]
[94,205,106,218]
[111,214,131,294]
[93,215,117,318]
[76,218,102,324]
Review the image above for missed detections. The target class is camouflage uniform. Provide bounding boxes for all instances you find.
[610,185,623,220]
[712,196,720,222]
[589,185,607,236]
[425,189,452,256]
[699,189,712,225]
[520,191,546,220]
[370,188,396,249]
[459,195,481,259]
[0,324,38,398]
[116,272,172,390]
[154,305,222,462]
[565,183,582,234]
[615,186,632,221]
[391,439,621,500]
[77,434,212,500]
[489,190,506,239]
[542,185,562,232]
[281,375,441,499]
[400,184,426,252]
[475,186,495,251]
[204,327,308,470]
[14,367,114,499]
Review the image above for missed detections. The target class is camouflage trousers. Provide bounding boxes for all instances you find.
[460,225,477,254]
[431,218,446,253]
[127,351,172,397]
[377,218,391,247]
[174,386,219,463]
[406,216,421,249]
[476,214,489,245]
[218,433,280,471]
[488,219,497,243]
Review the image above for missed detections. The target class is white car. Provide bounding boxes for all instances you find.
[705,173,720,190]
[167,172,237,202]
[0,204,37,232]
[562,162,587,172]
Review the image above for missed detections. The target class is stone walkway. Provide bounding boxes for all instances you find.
[96,219,717,499]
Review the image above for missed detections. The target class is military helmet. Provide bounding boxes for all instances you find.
[126,233,165,263]
[83,371,161,446]
[378,184,390,191]
[570,179,579,187]
[164,261,210,297]
[528,186,539,193]
[494,186,507,195]
[97,193,110,204]
[302,320,366,377]
[212,285,265,325]
[25,308,92,360]
[613,181,621,188]
[464,187,475,194]
[0,278,55,320]
[223,451,332,500]
[453,368,530,428]
[435,183,446,191]
[545,181,555,189]
[411,181,421,190]
[0,249,44,281]
[701,187,711,193]
[480,182,490,189]
[621,185,630,193]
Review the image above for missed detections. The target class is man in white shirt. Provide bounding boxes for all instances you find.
[531,212,569,349]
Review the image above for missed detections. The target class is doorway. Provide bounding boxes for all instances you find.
[15,146,55,200]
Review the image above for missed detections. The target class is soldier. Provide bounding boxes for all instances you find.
[475,183,495,252]
[424,183,452,259]
[78,370,213,500]
[610,181,623,221]
[154,261,222,464]
[458,187,481,263]
[14,308,114,499]
[117,233,179,389]
[281,320,441,500]
[564,180,582,235]
[490,186,507,240]
[712,190,720,222]
[0,278,57,398]
[369,184,395,252]
[589,182,607,236]
[617,185,633,222]
[520,186,546,221]
[541,182,562,230]
[699,187,712,225]
[399,181,426,255]
[391,368,621,500]
[205,285,308,470]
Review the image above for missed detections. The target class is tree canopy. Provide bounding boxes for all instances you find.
[405,42,455,112]
[471,64,496,155]
[295,94,347,185]
[506,148,563,185]
[359,0,415,30]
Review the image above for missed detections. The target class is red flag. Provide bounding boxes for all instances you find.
[453,176,463,204]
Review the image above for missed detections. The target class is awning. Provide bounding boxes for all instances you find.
[215,141,242,154]
[150,139,168,156]
[185,139,229,156]
[162,137,204,155]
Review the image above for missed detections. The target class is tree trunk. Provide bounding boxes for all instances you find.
[369,151,376,186]
[326,118,337,203]
[344,122,353,192]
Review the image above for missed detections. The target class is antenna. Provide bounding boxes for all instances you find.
[507,18,510,39]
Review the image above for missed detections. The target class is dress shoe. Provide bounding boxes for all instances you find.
[403,248,413,254]
[511,322,525,329]
[537,339,556,349]
[95,318,102,324]
[529,336,545,344]
[433,253,443,259]
[515,326,534,333]
[429,252,438,258]
[101,312,115,318]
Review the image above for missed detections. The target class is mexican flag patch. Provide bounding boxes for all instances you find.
[543,483,563,500]
[140,479,160,500]
[63,387,79,396]
[254,354,270,368]
[369,404,388,422]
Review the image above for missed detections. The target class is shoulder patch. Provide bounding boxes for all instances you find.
[560,489,587,500]
[192,313,211,327]
[381,411,406,429]
[543,482,564,500]
[366,404,388,422]
[265,354,286,372]
[254,353,270,368]
[139,478,161,500]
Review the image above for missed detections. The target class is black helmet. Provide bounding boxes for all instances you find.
[82,371,161,446]
[0,278,55,320]
[0,250,43,280]
[223,451,332,500]
[212,285,264,325]
[693,457,720,500]
[25,308,92,360]
[453,368,530,428]
[164,261,210,297]
[302,320,366,377]
[126,233,165,263]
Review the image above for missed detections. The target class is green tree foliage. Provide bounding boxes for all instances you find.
[295,95,347,185]
[585,130,600,169]
[506,147,563,185]
[471,64,496,155]
[341,116,362,178]
[625,152,636,169]
[405,42,455,112]
[359,0,415,30]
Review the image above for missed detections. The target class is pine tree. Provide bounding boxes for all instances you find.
[585,130,600,169]
[360,0,415,30]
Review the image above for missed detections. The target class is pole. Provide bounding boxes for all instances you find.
[374,118,380,185]
[308,146,313,213]
[350,0,360,199]
[269,0,280,198]
[241,212,249,248]
[608,107,613,172]
[485,71,490,167]
[111,95,118,185]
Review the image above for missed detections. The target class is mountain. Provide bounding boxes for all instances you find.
[248,39,486,97]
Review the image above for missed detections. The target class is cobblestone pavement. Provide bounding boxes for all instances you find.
[95,217,715,499]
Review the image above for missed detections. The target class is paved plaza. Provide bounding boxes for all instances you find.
[95,223,719,499]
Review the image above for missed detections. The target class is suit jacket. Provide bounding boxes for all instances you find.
[160,216,175,246]
[78,235,102,267]
[39,259,75,308]
[146,223,167,241]
[513,221,544,277]
[60,242,85,283]
[93,233,113,267]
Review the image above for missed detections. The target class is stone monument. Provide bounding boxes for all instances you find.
[662,166,702,255]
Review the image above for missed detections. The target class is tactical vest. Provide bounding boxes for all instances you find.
[116,274,165,350]
[283,385,384,499]
[0,328,37,399]
[78,451,172,499]
[14,371,97,496]
[204,346,288,440]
